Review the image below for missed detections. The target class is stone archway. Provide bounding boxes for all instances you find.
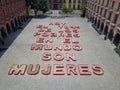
[6,23,11,34]
[113,33,120,47]
[14,18,18,29]
[94,18,97,26]
[108,29,114,41]
[1,27,7,38]
[92,17,94,23]
[11,20,15,32]
[23,15,26,21]
[18,17,21,26]
[20,16,23,22]
[104,25,108,36]
[100,23,104,33]
[97,20,100,29]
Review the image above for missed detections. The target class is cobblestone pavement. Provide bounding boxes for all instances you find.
[0,16,120,90]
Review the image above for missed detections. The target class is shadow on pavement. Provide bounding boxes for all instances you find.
[29,14,50,19]
[0,18,32,58]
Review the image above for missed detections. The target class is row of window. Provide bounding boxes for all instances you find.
[89,0,111,6]
[88,1,120,24]
[69,5,80,9]
[0,2,26,23]
[0,0,23,6]
[88,1,120,12]
[49,0,81,3]
[88,8,119,25]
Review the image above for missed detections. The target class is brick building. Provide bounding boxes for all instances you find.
[48,0,87,10]
[0,0,27,42]
[87,0,120,49]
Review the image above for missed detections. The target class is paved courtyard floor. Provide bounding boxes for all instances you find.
[0,16,120,90]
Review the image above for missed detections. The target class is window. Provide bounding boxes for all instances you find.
[0,8,4,23]
[106,0,109,7]
[78,5,80,9]
[100,8,103,15]
[108,11,112,20]
[73,5,75,10]
[117,3,120,11]
[98,0,100,4]
[0,0,2,6]
[102,0,104,5]
[97,6,100,13]
[113,14,119,24]
[49,0,51,3]
[104,9,107,18]
[73,0,76,3]
[94,5,96,11]
[53,0,58,3]
[69,5,71,8]
[78,0,80,3]
[111,1,115,9]
[69,0,71,3]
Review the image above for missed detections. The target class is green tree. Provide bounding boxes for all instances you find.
[26,0,49,15]
[25,0,32,15]
[80,2,87,17]
[62,6,68,14]
[62,7,73,14]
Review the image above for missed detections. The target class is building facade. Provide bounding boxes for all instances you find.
[48,0,86,10]
[87,0,120,49]
[0,0,27,42]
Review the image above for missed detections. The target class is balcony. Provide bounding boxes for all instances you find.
[114,10,120,14]
[117,27,120,31]
[110,22,115,27]
[101,17,105,20]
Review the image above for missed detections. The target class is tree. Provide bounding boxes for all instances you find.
[26,0,49,15]
[80,2,87,17]
[62,7,73,14]
[62,7,68,14]
[25,0,32,15]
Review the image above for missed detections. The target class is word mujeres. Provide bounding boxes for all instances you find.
[8,64,104,76]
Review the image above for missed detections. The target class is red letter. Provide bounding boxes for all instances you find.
[53,52,64,61]
[63,38,71,43]
[66,53,76,61]
[66,64,78,75]
[41,64,51,75]
[78,64,91,76]
[54,44,62,51]
[64,44,71,51]
[8,64,27,75]
[44,44,53,50]
[53,64,65,75]
[36,38,44,43]
[92,64,104,75]
[73,44,82,51]
[27,64,40,75]
[31,44,43,50]
[45,38,53,43]
[42,52,51,61]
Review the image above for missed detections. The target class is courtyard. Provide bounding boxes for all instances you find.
[0,15,120,90]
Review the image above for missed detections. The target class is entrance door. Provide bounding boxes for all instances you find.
[53,4,58,10]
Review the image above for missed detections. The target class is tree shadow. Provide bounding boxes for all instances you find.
[0,18,32,58]
[29,14,50,19]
